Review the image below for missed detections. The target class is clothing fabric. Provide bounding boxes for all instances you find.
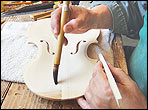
[91,1,147,38]
[129,11,147,98]
[91,1,147,98]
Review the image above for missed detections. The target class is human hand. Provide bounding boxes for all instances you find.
[51,5,113,45]
[77,61,147,109]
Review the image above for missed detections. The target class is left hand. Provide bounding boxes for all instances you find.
[77,61,118,109]
[77,61,147,109]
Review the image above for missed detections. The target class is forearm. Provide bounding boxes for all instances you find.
[90,1,147,38]
[90,1,128,35]
[90,5,113,30]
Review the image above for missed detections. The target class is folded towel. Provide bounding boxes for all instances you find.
[1,22,38,83]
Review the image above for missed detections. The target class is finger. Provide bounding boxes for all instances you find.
[93,61,107,80]
[55,36,68,46]
[63,37,68,46]
[92,61,102,77]
[77,97,91,109]
[84,87,93,105]
[63,18,82,33]
[51,7,62,36]
[108,63,131,84]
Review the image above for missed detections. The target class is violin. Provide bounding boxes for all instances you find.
[24,18,114,100]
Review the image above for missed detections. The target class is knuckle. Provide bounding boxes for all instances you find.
[130,80,137,87]
[84,91,91,102]
[51,11,54,16]
[55,35,58,39]
[115,68,123,72]
[94,62,99,69]
[95,99,101,106]
[92,71,97,77]
[104,84,113,96]
[73,19,81,28]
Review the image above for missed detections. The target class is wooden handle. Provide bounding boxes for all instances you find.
[4,2,32,5]
[1,20,5,24]
[54,1,70,65]
[32,9,55,21]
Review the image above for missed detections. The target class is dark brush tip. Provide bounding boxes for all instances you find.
[53,65,59,85]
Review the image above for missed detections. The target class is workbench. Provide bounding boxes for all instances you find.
[1,6,128,109]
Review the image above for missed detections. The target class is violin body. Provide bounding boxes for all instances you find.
[24,18,114,100]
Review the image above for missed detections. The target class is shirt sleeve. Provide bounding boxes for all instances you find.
[90,1,147,39]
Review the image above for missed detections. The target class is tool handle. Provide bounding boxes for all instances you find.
[5,2,32,5]
[54,1,70,65]
[99,53,122,107]
[16,2,54,13]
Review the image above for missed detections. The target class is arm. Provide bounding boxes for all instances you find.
[91,1,147,39]
[51,4,113,45]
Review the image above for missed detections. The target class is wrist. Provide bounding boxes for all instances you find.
[90,5,113,29]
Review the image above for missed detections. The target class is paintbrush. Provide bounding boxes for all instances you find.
[53,1,70,85]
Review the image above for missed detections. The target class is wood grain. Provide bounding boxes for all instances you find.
[112,34,128,74]
[1,81,12,104]
[32,9,54,21]
[1,83,81,109]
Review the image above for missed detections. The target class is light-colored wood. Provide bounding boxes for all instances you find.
[1,36,127,109]
[32,10,54,21]
[1,35,126,109]
[1,20,5,24]
[112,35,128,74]
[1,83,81,109]
[4,1,32,5]
[24,18,114,100]
[1,81,12,104]
[1,36,126,109]
[33,14,51,21]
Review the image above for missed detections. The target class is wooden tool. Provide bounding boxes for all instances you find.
[32,9,55,21]
[1,20,5,24]
[98,53,122,107]
[1,2,54,17]
[53,1,70,85]
[4,1,32,5]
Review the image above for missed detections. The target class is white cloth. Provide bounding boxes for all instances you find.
[1,22,38,83]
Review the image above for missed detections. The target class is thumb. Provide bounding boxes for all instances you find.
[63,19,81,33]
[108,63,130,85]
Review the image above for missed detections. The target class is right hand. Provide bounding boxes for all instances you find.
[51,5,113,45]
[51,5,96,33]
[51,5,97,45]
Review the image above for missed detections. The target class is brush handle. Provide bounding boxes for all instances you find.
[54,1,70,65]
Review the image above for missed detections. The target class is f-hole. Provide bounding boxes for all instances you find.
[70,40,87,55]
[40,40,50,54]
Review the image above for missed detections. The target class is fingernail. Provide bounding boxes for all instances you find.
[108,63,112,66]
[66,26,72,32]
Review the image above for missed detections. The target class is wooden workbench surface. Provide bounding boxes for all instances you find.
[1,10,128,109]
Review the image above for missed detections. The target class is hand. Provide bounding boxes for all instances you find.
[51,5,113,45]
[77,61,147,109]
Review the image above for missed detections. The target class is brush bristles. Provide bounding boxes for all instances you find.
[53,65,59,85]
